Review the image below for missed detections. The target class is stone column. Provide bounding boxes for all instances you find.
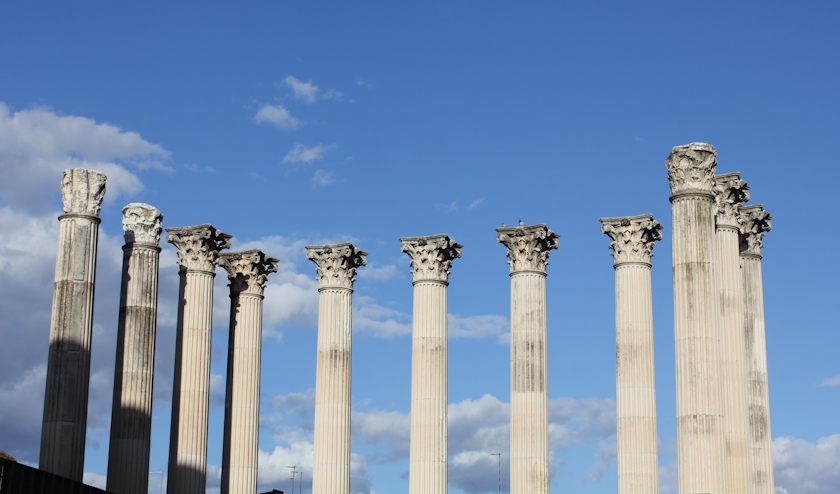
[166,224,232,494]
[40,168,106,481]
[220,250,278,494]
[496,223,559,494]
[599,215,662,494]
[400,234,462,494]
[107,203,163,494]
[665,143,728,494]
[714,172,753,494]
[306,243,367,494]
[739,204,774,494]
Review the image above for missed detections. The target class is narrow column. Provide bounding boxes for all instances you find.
[40,168,106,481]
[307,243,367,494]
[400,234,462,494]
[600,215,662,494]
[220,250,279,494]
[739,204,774,494]
[107,203,163,494]
[496,223,559,494]
[166,225,232,494]
[714,172,753,493]
[665,143,728,493]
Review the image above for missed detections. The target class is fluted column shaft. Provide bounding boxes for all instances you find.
[40,168,106,481]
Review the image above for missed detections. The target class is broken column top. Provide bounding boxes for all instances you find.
[61,168,107,216]
[496,223,559,274]
[165,224,232,272]
[399,234,462,283]
[306,242,367,290]
[599,214,662,266]
[122,203,163,245]
[714,172,750,229]
[220,249,279,295]
[665,142,718,196]
[739,204,772,257]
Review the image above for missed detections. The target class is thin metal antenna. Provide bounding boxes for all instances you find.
[490,453,501,494]
[287,465,298,494]
[299,470,303,494]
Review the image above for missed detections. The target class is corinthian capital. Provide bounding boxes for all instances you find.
[400,234,462,283]
[739,204,772,257]
[599,214,662,266]
[165,224,232,272]
[665,142,717,196]
[122,203,163,245]
[220,250,279,295]
[61,168,106,216]
[714,172,750,228]
[496,223,559,274]
[306,243,367,290]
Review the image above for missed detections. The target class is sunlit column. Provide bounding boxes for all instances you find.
[665,143,728,493]
[714,172,753,494]
[166,224,232,494]
[40,168,106,481]
[739,204,775,494]
[496,223,559,494]
[600,215,662,494]
[401,234,462,494]
[307,243,367,494]
[107,203,163,494]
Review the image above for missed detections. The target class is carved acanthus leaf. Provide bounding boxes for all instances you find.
[220,250,279,295]
[665,142,717,195]
[165,224,232,272]
[714,172,750,228]
[739,204,772,257]
[61,168,107,216]
[599,214,662,265]
[306,243,367,289]
[400,234,462,283]
[496,223,559,274]
[122,203,163,245]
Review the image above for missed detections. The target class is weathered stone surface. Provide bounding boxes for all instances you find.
[665,142,717,196]
[107,204,163,494]
[400,234,462,283]
[739,204,772,258]
[166,224,232,272]
[306,244,364,494]
[40,168,106,482]
[600,215,661,494]
[496,223,559,273]
[714,172,750,229]
[306,243,367,290]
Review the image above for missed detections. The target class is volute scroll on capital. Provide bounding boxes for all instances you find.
[599,214,662,266]
[61,168,107,217]
[220,250,279,295]
[714,172,750,229]
[399,234,462,283]
[306,242,367,289]
[496,222,559,274]
[665,142,718,196]
[165,224,233,272]
[739,204,772,257]
[122,203,163,246]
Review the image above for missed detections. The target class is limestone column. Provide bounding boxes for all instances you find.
[599,215,662,494]
[306,243,367,494]
[400,234,462,494]
[220,250,279,494]
[665,143,728,493]
[166,224,232,494]
[714,172,752,494]
[40,168,106,481]
[107,203,163,494]
[496,223,559,494]
[739,204,774,494]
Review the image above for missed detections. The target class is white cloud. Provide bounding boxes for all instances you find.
[448,314,508,339]
[283,143,336,164]
[0,102,169,213]
[356,263,400,282]
[659,459,678,493]
[468,198,484,210]
[83,471,107,490]
[353,296,412,338]
[254,104,300,130]
[774,434,840,494]
[821,375,840,386]
[284,76,345,103]
[312,169,335,187]
[355,77,373,88]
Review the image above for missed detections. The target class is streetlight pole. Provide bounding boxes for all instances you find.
[490,453,501,494]
[287,465,298,494]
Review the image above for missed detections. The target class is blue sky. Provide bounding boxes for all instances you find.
[0,2,838,493]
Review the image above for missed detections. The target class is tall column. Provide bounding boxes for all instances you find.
[400,234,462,494]
[739,204,774,494]
[307,243,367,494]
[220,250,279,494]
[107,203,163,494]
[714,172,753,494]
[40,168,106,481]
[166,224,232,494]
[600,215,662,494]
[665,142,728,493]
[496,223,559,494]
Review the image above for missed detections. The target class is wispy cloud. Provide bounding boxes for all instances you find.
[282,143,336,164]
[355,77,373,88]
[312,169,335,187]
[356,263,400,282]
[254,104,299,130]
[284,76,344,103]
[821,375,840,386]
[468,198,484,210]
